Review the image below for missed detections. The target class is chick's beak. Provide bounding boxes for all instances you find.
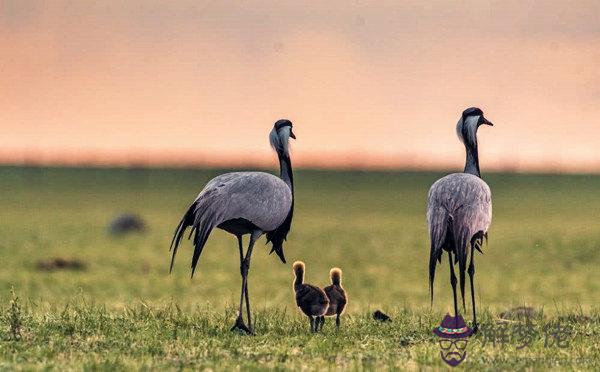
[290,129,297,139]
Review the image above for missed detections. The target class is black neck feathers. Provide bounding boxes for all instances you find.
[464,142,481,178]
[266,152,294,263]
[460,117,481,178]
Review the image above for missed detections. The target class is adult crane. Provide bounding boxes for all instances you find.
[170,119,296,334]
[427,107,493,333]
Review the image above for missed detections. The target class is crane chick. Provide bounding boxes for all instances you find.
[293,261,329,333]
[318,267,347,330]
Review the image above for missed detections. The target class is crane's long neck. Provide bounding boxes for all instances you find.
[464,141,481,178]
[265,148,294,263]
[278,153,294,193]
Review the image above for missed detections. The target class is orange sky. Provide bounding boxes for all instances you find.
[1,1,600,171]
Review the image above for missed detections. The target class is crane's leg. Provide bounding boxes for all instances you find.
[231,230,262,334]
[231,235,251,334]
[336,313,341,330]
[460,259,467,312]
[244,276,251,330]
[448,252,459,318]
[468,243,478,333]
[320,316,326,331]
[244,231,262,331]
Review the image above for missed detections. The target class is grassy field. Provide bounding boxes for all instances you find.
[0,166,599,370]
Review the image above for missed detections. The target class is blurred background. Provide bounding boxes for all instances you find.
[0,1,599,313]
[1,0,600,171]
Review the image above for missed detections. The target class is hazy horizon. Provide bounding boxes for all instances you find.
[2,1,599,172]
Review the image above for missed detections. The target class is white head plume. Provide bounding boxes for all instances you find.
[456,115,480,146]
[269,121,293,157]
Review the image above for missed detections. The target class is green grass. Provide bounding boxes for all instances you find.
[0,166,599,370]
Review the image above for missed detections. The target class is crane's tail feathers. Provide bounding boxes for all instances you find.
[170,201,198,273]
[188,198,223,278]
[190,218,215,278]
[428,211,450,304]
[170,199,220,277]
[453,229,469,311]
[170,218,185,252]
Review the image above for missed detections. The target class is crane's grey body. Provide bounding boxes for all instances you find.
[427,173,492,259]
[427,107,493,333]
[197,172,292,235]
[169,119,296,334]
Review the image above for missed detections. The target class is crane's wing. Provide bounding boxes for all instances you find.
[170,172,292,276]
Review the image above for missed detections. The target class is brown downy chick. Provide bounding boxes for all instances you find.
[320,267,347,330]
[293,261,329,333]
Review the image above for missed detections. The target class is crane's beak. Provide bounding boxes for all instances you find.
[289,129,296,139]
[481,116,493,126]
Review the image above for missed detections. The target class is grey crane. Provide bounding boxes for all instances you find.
[169,119,296,334]
[427,107,493,333]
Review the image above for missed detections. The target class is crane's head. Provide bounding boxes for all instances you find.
[270,119,296,157]
[456,107,493,146]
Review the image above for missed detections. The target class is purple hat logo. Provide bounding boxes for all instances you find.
[433,314,473,367]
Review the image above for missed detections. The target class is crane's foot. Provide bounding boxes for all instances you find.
[230,316,253,335]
